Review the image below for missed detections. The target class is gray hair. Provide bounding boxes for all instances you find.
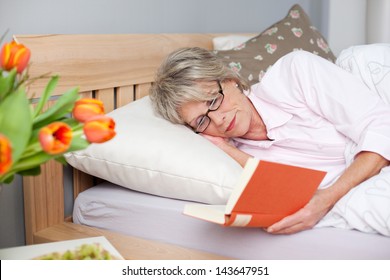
[149,47,249,124]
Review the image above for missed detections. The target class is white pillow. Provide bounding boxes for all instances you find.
[212,35,253,51]
[65,96,242,204]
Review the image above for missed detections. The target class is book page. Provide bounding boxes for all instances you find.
[183,204,227,224]
[225,157,259,214]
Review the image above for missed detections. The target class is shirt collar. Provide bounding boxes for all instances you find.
[247,90,292,129]
[232,89,292,145]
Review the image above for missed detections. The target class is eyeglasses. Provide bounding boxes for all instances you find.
[194,81,224,134]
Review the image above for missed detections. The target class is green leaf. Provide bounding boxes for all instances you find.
[0,69,17,101]
[55,156,67,165]
[61,117,80,127]
[8,151,52,173]
[67,134,90,152]
[0,86,33,164]
[33,76,59,118]
[0,174,15,184]
[33,87,79,129]
[18,166,41,177]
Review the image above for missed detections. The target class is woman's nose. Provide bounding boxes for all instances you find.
[208,110,225,127]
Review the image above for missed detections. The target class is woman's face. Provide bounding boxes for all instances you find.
[180,80,256,138]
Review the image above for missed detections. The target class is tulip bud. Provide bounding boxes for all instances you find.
[72,98,105,123]
[83,115,116,143]
[0,41,31,74]
[0,134,12,175]
[39,122,72,155]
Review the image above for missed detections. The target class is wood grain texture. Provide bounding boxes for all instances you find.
[95,88,115,113]
[116,85,135,107]
[34,222,231,260]
[23,160,64,245]
[135,83,151,100]
[15,34,225,98]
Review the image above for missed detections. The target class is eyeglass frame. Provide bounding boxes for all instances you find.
[193,81,225,134]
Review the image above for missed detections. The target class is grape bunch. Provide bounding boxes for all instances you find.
[37,243,115,260]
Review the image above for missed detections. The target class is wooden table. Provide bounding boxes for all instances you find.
[32,222,231,260]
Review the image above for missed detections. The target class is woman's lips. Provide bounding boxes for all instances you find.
[226,115,236,132]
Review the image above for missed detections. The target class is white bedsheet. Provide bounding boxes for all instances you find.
[73,182,390,259]
[316,166,390,236]
[314,44,390,236]
[336,44,390,104]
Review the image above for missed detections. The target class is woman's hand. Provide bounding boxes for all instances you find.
[266,151,389,235]
[201,134,251,167]
[201,134,230,148]
[266,188,333,234]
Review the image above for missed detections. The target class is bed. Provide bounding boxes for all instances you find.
[16,5,390,260]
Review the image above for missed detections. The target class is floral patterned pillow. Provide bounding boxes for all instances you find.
[215,4,336,86]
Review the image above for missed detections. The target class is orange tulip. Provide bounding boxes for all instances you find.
[72,98,105,123]
[0,134,12,175]
[39,122,72,155]
[0,41,31,73]
[83,115,116,143]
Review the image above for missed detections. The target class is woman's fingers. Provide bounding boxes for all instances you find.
[266,208,314,234]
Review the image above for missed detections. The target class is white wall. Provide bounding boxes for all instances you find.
[325,0,390,56]
[366,0,390,43]
[0,0,324,41]
[326,0,367,56]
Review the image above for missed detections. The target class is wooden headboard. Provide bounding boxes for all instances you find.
[15,33,233,246]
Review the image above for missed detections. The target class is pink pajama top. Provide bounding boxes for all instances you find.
[233,51,390,188]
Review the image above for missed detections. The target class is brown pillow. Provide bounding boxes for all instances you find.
[215,4,336,86]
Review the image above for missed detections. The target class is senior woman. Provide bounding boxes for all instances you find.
[149,47,390,235]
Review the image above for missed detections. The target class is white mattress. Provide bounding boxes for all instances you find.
[73,182,390,259]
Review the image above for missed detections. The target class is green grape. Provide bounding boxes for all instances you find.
[36,243,114,260]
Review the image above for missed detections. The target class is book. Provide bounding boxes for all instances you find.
[183,157,327,227]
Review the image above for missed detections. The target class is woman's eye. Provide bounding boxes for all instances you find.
[196,116,204,126]
[207,98,217,108]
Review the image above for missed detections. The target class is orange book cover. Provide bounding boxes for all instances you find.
[183,158,327,227]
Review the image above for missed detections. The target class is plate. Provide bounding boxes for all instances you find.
[0,236,124,260]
